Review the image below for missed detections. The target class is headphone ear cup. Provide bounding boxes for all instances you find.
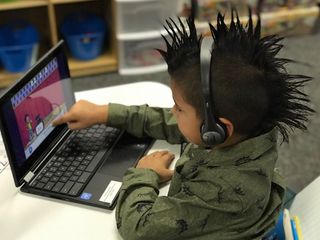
[200,122,227,146]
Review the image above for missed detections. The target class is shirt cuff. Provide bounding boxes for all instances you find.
[107,103,128,128]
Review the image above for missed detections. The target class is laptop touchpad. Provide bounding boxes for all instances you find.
[97,134,152,177]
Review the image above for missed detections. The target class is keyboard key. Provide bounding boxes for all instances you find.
[36,182,45,189]
[44,172,53,178]
[55,171,63,177]
[52,182,64,192]
[51,176,59,182]
[60,181,75,194]
[78,172,91,183]
[39,177,49,183]
[77,165,86,171]
[30,180,38,187]
[70,175,78,182]
[69,182,84,196]
[74,170,82,176]
[63,171,72,177]
[44,182,55,191]
[71,161,80,167]
[68,166,76,172]
[60,176,68,183]
[86,156,101,172]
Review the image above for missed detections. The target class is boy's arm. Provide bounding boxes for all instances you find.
[108,103,184,144]
[52,101,184,144]
[116,167,283,240]
[116,168,198,240]
[115,168,242,240]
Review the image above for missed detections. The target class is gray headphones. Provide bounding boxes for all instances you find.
[200,37,227,146]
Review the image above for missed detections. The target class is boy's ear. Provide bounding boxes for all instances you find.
[218,118,234,138]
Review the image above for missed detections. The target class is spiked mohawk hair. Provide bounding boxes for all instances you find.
[158,9,314,142]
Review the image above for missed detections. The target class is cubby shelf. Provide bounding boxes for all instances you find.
[0,1,47,10]
[0,0,117,88]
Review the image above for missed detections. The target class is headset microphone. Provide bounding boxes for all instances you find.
[200,37,227,146]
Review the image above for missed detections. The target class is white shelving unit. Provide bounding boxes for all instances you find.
[114,0,179,75]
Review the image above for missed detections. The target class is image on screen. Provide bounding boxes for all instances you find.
[10,58,67,159]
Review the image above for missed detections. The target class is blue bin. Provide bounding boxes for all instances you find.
[60,12,106,60]
[0,20,39,73]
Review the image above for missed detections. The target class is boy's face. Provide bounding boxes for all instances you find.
[170,80,203,145]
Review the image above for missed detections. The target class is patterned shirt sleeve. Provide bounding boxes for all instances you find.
[115,167,247,240]
[107,103,184,144]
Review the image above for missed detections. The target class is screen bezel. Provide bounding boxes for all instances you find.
[0,40,75,187]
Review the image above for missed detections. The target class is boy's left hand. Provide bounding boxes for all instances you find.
[136,151,175,183]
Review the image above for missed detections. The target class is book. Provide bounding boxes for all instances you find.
[290,176,320,240]
[263,176,320,240]
[290,219,299,240]
[262,209,302,240]
[262,211,285,240]
[293,215,304,240]
[283,209,294,240]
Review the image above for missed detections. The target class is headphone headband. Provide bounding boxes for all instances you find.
[200,37,227,146]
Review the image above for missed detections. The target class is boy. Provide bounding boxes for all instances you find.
[53,10,314,240]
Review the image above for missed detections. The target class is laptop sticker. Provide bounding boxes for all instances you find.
[99,180,122,205]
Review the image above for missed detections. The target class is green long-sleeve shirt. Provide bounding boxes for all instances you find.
[107,103,285,240]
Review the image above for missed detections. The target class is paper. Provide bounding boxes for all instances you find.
[290,176,320,240]
[0,134,8,173]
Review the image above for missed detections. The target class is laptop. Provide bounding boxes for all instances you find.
[0,40,153,210]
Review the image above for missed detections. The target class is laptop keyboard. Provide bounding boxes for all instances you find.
[30,125,121,196]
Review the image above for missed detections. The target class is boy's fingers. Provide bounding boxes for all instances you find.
[67,122,82,130]
[163,152,175,161]
[52,112,73,126]
[161,153,175,167]
[151,150,168,156]
[52,117,63,126]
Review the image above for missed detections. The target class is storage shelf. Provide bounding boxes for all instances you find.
[0,72,23,88]
[68,51,117,77]
[0,0,117,88]
[0,52,117,87]
[0,1,47,10]
[119,63,167,75]
[262,6,319,21]
[195,6,319,33]
[49,0,96,5]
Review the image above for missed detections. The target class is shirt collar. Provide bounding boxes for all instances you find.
[188,128,278,167]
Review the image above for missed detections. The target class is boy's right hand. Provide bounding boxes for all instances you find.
[136,151,175,183]
[52,100,108,130]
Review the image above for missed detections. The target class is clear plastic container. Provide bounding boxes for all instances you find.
[117,30,169,75]
[116,0,179,34]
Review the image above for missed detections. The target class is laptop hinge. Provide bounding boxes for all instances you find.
[24,171,35,183]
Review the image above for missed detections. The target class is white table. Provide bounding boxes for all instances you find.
[0,81,179,240]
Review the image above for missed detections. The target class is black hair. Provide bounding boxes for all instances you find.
[24,114,31,123]
[158,9,314,142]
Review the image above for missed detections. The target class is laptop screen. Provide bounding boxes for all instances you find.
[0,41,75,186]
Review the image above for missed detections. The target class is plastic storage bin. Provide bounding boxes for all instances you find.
[117,31,169,75]
[116,0,179,34]
[0,21,39,73]
[60,12,107,61]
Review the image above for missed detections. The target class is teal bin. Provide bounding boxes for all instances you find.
[0,20,39,73]
[60,12,107,61]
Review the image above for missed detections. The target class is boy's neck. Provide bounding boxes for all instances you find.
[214,133,247,149]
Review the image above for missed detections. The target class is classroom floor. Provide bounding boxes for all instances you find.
[72,29,320,193]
